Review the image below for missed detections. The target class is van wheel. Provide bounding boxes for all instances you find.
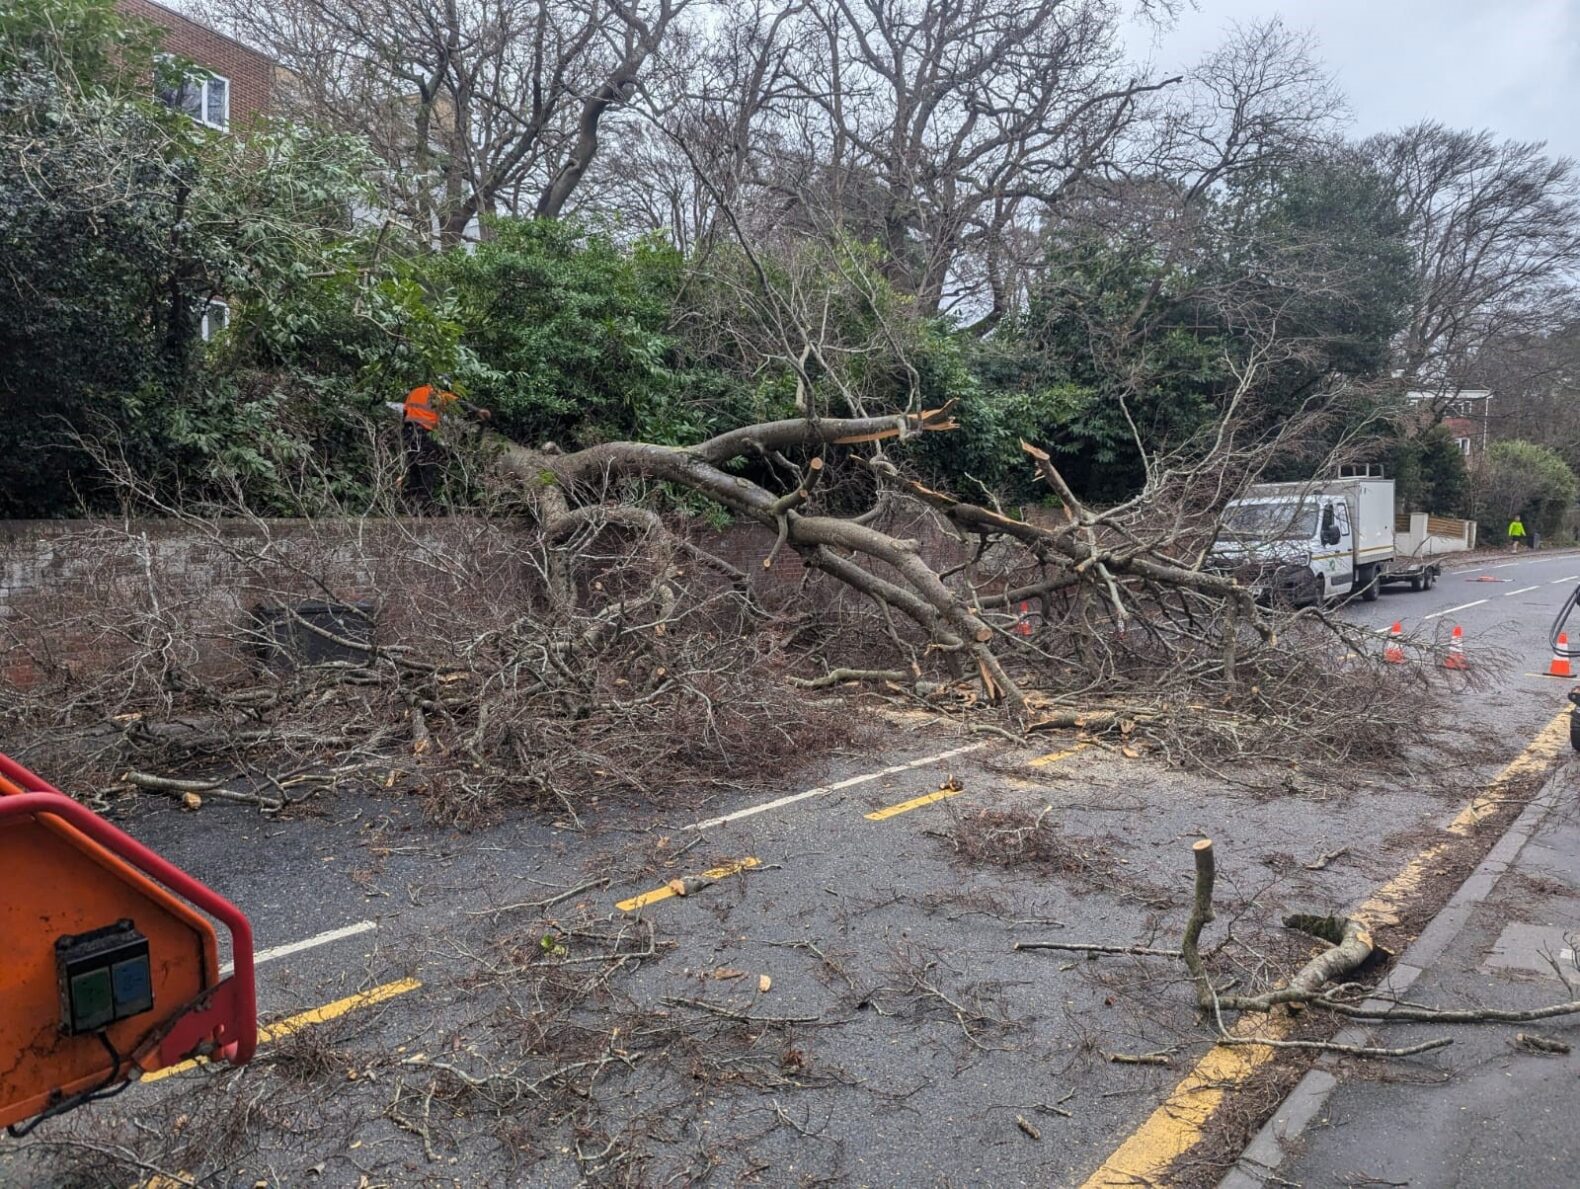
[1409,575,1424,592]
[1571,709,1580,752]
[1360,567,1381,602]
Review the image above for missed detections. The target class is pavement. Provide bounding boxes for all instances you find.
[2,548,1580,1186]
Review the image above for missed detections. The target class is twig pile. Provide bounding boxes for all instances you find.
[0,504,853,819]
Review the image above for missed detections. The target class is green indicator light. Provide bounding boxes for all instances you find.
[70,969,115,1032]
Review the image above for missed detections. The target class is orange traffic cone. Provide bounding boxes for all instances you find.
[1383,621,1405,664]
[1015,601,1033,638]
[1547,634,1575,678]
[1444,624,1469,671]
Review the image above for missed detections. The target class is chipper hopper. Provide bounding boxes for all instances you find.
[0,751,255,1134]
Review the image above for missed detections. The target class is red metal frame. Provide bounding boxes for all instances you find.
[0,752,256,1067]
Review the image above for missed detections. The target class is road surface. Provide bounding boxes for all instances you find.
[2,550,1577,1186]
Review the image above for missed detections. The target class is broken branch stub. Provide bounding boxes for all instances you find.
[1182,839,1216,1009]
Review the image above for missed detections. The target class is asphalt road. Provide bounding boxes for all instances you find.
[3,549,1579,1187]
[1349,548,1580,743]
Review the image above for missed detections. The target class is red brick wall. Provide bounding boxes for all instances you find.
[0,514,1030,689]
[118,0,275,125]
[1,518,523,690]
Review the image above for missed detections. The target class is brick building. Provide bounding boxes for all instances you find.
[1406,388,1494,456]
[116,0,277,131]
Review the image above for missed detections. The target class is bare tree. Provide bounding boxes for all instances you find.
[606,0,1181,315]
[1472,322,1580,471]
[590,0,810,253]
[201,0,694,244]
[1369,122,1580,411]
[789,0,1174,319]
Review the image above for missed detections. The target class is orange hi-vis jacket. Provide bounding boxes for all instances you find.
[402,385,456,431]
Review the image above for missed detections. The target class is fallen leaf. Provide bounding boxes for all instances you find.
[758,974,772,993]
[181,792,202,811]
[667,879,688,897]
[1514,1032,1570,1054]
[1121,746,1139,759]
[1015,1115,1042,1141]
[710,967,747,981]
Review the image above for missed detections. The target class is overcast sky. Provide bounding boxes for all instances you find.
[1126,0,1580,160]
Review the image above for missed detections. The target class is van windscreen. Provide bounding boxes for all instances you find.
[1221,502,1318,540]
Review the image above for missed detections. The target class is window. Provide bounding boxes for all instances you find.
[158,59,230,131]
[1456,437,1471,455]
[200,300,229,341]
[1222,502,1317,540]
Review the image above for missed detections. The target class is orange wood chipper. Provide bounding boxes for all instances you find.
[0,751,255,1135]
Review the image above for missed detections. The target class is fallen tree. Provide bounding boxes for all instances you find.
[2,387,1464,811]
[0,483,858,820]
[474,389,1453,772]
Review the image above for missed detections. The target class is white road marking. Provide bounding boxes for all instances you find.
[1549,576,1580,585]
[1505,585,1542,597]
[1484,562,1521,569]
[1423,598,1488,620]
[685,741,992,830]
[221,919,378,977]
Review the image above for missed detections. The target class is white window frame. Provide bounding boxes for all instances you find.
[158,57,231,131]
[199,73,230,130]
[1455,436,1472,455]
[200,299,229,342]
